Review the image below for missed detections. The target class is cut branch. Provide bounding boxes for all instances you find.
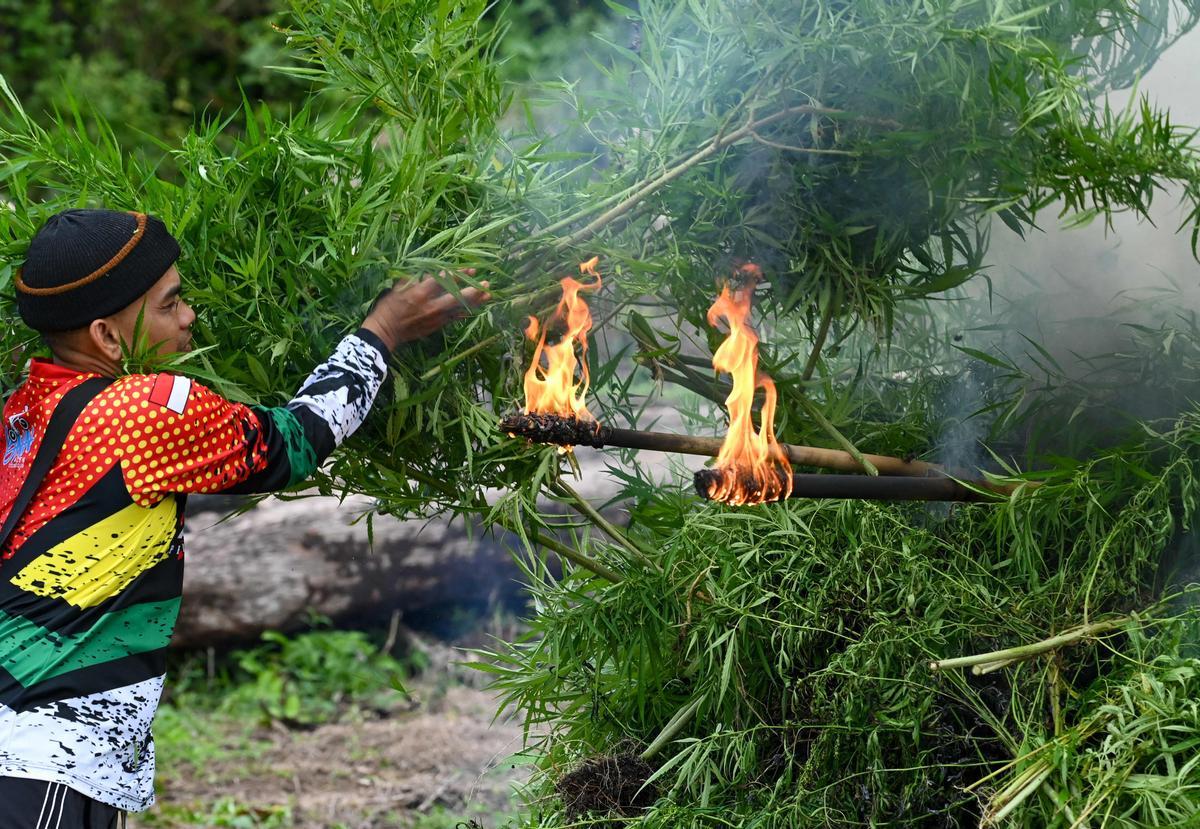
[927,617,1131,674]
[513,104,897,265]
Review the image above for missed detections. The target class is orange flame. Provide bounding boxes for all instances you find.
[522,257,602,422]
[705,264,793,505]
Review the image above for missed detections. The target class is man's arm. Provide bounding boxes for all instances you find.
[114,274,488,505]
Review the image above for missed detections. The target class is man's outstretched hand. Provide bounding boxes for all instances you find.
[361,270,490,353]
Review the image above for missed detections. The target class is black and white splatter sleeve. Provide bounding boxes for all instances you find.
[286,328,390,454]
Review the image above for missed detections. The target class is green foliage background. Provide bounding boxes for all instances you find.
[5,0,1200,825]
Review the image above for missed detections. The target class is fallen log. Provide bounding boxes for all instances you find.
[175,494,532,648]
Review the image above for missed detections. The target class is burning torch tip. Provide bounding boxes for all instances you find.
[500,412,608,449]
[693,468,790,506]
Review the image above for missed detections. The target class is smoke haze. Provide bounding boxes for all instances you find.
[982,28,1200,362]
[924,28,1200,467]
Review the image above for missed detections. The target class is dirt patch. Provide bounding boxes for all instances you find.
[132,681,529,828]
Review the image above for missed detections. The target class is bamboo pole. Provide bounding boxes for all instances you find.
[695,471,997,503]
[496,412,1041,489]
[500,414,1032,496]
[501,414,937,475]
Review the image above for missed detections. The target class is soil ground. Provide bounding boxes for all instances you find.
[130,646,530,829]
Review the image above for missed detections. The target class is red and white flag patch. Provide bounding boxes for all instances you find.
[149,375,192,415]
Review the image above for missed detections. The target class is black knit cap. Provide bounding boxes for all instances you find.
[16,208,181,333]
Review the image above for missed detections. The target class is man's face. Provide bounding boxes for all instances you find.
[112,266,196,356]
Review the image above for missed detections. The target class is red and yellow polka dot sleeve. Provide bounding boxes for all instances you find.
[104,374,272,507]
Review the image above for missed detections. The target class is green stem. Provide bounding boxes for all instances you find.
[552,480,659,571]
[659,366,730,405]
[984,760,1053,826]
[419,333,503,381]
[666,353,714,370]
[801,301,837,383]
[533,529,624,583]
[928,618,1130,673]
[516,178,649,246]
[399,465,460,500]
[966,712,1106,797]
[530,105,862,257]
[795,395,878,476]
[749,129,859,155]
[491,515,623,582]
[1042,781,1080,827]
[1049,655,1064,737]
[511,105,773,251]
[973,658,1014,675]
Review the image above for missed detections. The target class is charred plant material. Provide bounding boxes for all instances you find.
[695,470,997,503]
[556,751,658,819]
[502,412,605,448]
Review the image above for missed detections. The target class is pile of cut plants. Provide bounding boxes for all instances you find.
[488,376,1200,826]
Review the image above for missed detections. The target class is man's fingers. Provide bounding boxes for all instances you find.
[430,292,473,320]
[420,290,485,325]
[411,276,446,299]
[461,285,490,307]
[423,280,489,309]
[401,270,484,298]
[371,270,489,341]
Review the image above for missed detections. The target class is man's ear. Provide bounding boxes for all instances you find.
[88,317,126,362]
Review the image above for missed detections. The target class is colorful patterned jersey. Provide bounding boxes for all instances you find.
[0,330,388,810]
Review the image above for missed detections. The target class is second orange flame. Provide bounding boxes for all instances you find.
[522,257,602,422]
[706,264,793,505]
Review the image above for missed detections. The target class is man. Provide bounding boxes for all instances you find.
[0,208,488,827]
